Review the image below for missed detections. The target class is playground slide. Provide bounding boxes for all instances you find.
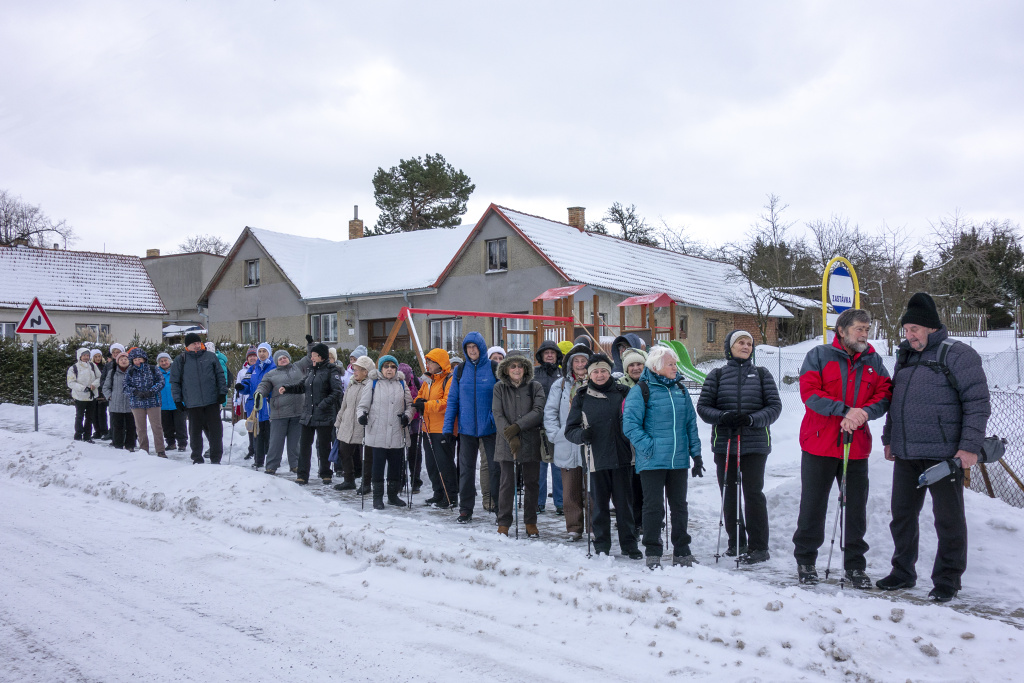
[659,340,707,383]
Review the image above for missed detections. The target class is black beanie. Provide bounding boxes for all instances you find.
[311,343,330,360]
[184,332,202,346]
[900,292,942,329]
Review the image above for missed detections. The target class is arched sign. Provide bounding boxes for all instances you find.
[821,257,860,344]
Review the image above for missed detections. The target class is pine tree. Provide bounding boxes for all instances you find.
[370,154,474,235]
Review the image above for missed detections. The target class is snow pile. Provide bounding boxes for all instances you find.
[1,403,1022,681]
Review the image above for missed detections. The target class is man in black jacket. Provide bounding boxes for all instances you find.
[878,293,991,602]
[170,333,228,464]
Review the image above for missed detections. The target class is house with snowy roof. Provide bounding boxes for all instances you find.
[200,205,789,362]
[0,244,167,342]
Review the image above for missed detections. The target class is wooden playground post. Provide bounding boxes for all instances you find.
[619,306,626,336]
[647,304,656,342]
[669,300,677,338]
[532,299,543,350]
[565,293,575,341]
[593,294,600,341]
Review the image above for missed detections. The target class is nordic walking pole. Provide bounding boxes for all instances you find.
[360,443,366,511]
[825,431,853,583]
[514,459,520,539]
[714,429,732,563]
[426,435,454,512]
[400,417,411,508]
[735,430,743,569]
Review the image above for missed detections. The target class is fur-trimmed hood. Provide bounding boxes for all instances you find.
[496,353,535,384]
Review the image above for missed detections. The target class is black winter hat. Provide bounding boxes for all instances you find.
[900,292,942,329]
[311,343,331,360]
[184,332,202,346]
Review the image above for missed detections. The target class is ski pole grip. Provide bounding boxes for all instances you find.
[843,431,853,445]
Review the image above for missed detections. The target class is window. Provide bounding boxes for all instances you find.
[75,323,111,343]
[706,319,717,344]
[368,318,408,351]
[679,315,688,339]
[493,316,531,352]
[245,259,261,287]
[310,313,338,343]
[0,322,16,339]
[241,319,266,344]
[486,238,507,272]
[430,318,463,355]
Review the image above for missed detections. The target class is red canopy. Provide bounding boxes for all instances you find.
[533,284,585,301]
[617,292,675,307]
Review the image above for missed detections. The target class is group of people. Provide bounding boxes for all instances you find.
[67,292,990,601]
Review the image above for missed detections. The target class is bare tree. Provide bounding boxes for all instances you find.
[584,220,608,235]
[0,189,76,247]
[603,202,659,246]
[658,219,709,257]
[177,234,231,255]
[805,214,869,269]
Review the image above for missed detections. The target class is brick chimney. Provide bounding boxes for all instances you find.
[146,248,160,257]
[567,207,586,232]
[349,205,364,240]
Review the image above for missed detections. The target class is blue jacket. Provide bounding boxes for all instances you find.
[442,331,497,437]
[123,348,165,411]
[622,367,700,471]
[158,366,176,410]
[239,344,275,421]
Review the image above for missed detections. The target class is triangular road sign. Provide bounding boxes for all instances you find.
[16,297,58,335]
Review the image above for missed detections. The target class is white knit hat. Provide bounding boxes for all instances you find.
[727,330,754,349]
[487,345,506,359]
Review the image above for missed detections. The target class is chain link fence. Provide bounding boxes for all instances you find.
[967,390,1024,508]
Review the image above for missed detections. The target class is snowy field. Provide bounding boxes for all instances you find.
[2,402,1023,682]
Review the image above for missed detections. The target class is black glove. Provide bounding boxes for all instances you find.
[412,398,426,411]
[399,414,410,427]
[581,426,594,443]
[305,334,314,344]
[137,390,153,399]
[440,432,453,446]
[217,394,226,405]
[691,455,705,478]
[741,414,753,427]
[720,411,740,428]
[503,423,521,441]
[175,401,185,411]
[357,413,368,426]
[235,383,245,392]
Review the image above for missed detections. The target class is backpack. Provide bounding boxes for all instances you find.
[638,377,688,406]
[895,339,961,392]
[70,361,99,379]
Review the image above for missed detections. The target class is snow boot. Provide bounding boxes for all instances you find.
[929,585,958,603]
[725,543,748,558]
[672,554,697,567]
[386,482,407,507]
[525,524,539,538]
[424,493,441,505]
[844,569,873,590]
[741,549,770,565]
[334,480,356,491]
[876,574,916,591]
[372,481,385,510]
[567,532,582,542]
[358,477,372,496]
[798,564,819,585]
[626,549,644,560]
[646,555,662,570]
[497,526,509,536]
[457,512,472,524]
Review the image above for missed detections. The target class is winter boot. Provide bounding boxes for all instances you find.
[424,492,442,505]
[626,549,644,560]
[646,555,662,570]
[844,569,873,590]
[929,585,958,603]
[358,476,372,496]
[876,574,916,591]
[525,524,539,538]
[497,526,509,536]
[725,543,748,557]
[798,564,819,585]
[372,481,385,510]
[334,479,356,491]
[386,482,407,507]
[741,549,770,565]
[672,554,697,567]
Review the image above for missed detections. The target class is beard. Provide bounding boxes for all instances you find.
[843,338,868,354]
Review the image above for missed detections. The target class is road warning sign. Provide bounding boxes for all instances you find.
[16,297,57,335]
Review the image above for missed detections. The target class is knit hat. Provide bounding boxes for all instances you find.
[76,347,91,361]
[128,347,148,361]
[727,330,754,350]
[183,333,201,346]
[900,292,942,329]
[449,355,463,365]
[328,347,338,362]
[354,355,376,373]
[110,343,126,354]
[586,353,613,377]
[256,342,273,358]
[311,343,330,360]
[205,342,216,354]
[273,349,291,364]
[377,354,399,370]
[621,348,648,370]
[350,345,368,360]
[487,345,506,359]
[156,352,171,363]
[91,349,103,359]
[246,348,258,360]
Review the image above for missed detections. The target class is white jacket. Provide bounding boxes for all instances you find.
[67,361,102,402]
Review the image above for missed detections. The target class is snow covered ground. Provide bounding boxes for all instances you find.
[2,402,1023,682]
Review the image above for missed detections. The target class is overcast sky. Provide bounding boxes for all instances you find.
[2,1,1022,259]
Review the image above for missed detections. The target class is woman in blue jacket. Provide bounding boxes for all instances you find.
[236,342,275,469]
[157,352,187,452]
[622,345,702,569]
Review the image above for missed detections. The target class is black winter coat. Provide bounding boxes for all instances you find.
[697,344,782,456]
[564,379,633,472]
[170,349,227,409]
[533,339,564,396]
[283,360,344,427]
[882,326,991,460]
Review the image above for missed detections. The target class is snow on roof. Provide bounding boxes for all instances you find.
[495,207,792,317]
[773,291,820,311]
[249,225,475,300]
[0,245,167,315]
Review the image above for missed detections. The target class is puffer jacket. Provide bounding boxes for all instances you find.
[123,348,165,410]
[533,339,564,395]
[611,333,645,374]
[170,348,227,409]
[442,331,497,437]
[492,356,546,463]
[697,331,783,455]
[335,375,369,444]
[882,326,990,460]
[102,364,131,413]
[239,343,275,421]
[67,351,101,401]
[256,363,306,420]
[358,368,413,449]
[418,348,453,434]
[158,366,176,410]
[282,360,343,427]
[622,367,701,471]
[565,378,633,472]
[542,343,593,468]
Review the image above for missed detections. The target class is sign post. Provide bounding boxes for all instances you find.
[16,297,58,431]
[821,257,860,344]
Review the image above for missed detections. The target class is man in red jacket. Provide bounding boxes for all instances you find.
[793,309,892,588]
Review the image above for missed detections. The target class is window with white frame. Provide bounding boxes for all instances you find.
[75,323,111,343]
[486,238,507,272]
[500,316,531,351]
[430,318,463,355]
[241,319,266,344]
[245,259,261,287]
[0,322,17,339]
[310,313,338,343]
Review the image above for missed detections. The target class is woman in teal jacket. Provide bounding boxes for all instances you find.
[622,345,702,569]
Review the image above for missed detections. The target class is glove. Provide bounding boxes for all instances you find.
[357,413,368,426]
[217,394,226,406]
[720,411,740,428]
[440,432,453,446]
[235,383,245,392]
[691,455,705,478]
[254,393,264,411]
[508,435,521,456]
[503,423,521,441]
[138,390,153,399]
[581,426,594,443]
[741,414,753,427]
[175,401,185,412]
[399,414,410,427]
[413,398,426,411]
[305,334,314,344]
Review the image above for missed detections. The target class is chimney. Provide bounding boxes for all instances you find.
[146,248,160,258]
[348,205,364,240]
[53,243,59,250]
[567,207,586,232]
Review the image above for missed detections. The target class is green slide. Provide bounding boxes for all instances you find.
[659,340,706,383]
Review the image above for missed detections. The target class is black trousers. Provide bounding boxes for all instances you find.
[161,409,187,449]
[109,411,137,450]
[592,466,639,555]
[333,441,360,480]
[74,400,96,440]
[253,420,270,467]
[888,457,967,590]
[715,451,769,553]
[94,401,108,436]
[631,469,644,531]
[639,469,691,558]
[792,451,869,570]
[298,425,334,480]
[371,447,404,483]
[407,432,423,486]
[424,433,458,505]
[497,460,539,528]
[187,403,224,464]
[458,433,498,515]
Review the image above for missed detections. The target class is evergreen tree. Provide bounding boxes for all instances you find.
[370,154,474,235]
